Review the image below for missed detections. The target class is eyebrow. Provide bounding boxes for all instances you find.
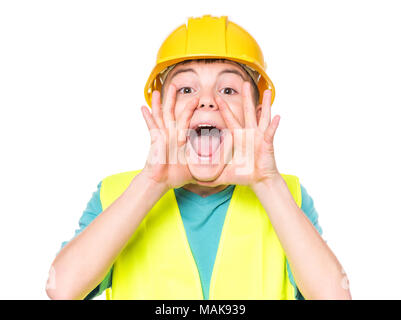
[218,69,247,81]
[169,68,197,81]
[169,67,248,82]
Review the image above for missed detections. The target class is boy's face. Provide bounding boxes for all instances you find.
[163,60,261,182]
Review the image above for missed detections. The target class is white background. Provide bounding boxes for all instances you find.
[1,0,400,300]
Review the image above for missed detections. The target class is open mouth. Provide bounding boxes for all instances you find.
[188,123,225,160]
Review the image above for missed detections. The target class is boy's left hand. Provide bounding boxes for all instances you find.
[196,82,281,188]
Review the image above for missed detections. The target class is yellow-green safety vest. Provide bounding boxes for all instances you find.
[99,169,302,300]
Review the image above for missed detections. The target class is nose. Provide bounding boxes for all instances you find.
[198,103,217,109]
[197,94,219,110]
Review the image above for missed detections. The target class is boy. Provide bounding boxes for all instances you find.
[46,15,351,300]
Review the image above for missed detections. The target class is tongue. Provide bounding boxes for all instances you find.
[190,134,221,157]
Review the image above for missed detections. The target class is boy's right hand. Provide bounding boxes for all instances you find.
[140,84,199,191]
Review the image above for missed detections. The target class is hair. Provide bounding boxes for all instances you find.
[160,58,260,106]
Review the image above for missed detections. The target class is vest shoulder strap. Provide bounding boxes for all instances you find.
[99,169,142,210]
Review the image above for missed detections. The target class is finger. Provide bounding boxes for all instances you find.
[264,115,280,144]
[141,105,160,144]
[151,90,165,130]
[258,89,272,132]
[242,81,257,128]
[176,97,200,145]
[215,95,242,131]
[162,84,177,129]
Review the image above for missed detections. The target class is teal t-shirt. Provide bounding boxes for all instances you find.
[60,180,322,300]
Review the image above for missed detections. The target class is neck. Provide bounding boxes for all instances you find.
[182,183,229,198]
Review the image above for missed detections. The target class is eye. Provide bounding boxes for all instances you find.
[178,87,194,94]
[220,87,237,95]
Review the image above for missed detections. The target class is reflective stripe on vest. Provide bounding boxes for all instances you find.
[100,169,302,300]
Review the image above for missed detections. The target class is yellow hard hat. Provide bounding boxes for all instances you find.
[144,15,275,107]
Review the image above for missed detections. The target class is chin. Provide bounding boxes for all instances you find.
[187,163,226,182]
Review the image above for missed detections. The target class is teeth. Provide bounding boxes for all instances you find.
[195,124,220,135]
